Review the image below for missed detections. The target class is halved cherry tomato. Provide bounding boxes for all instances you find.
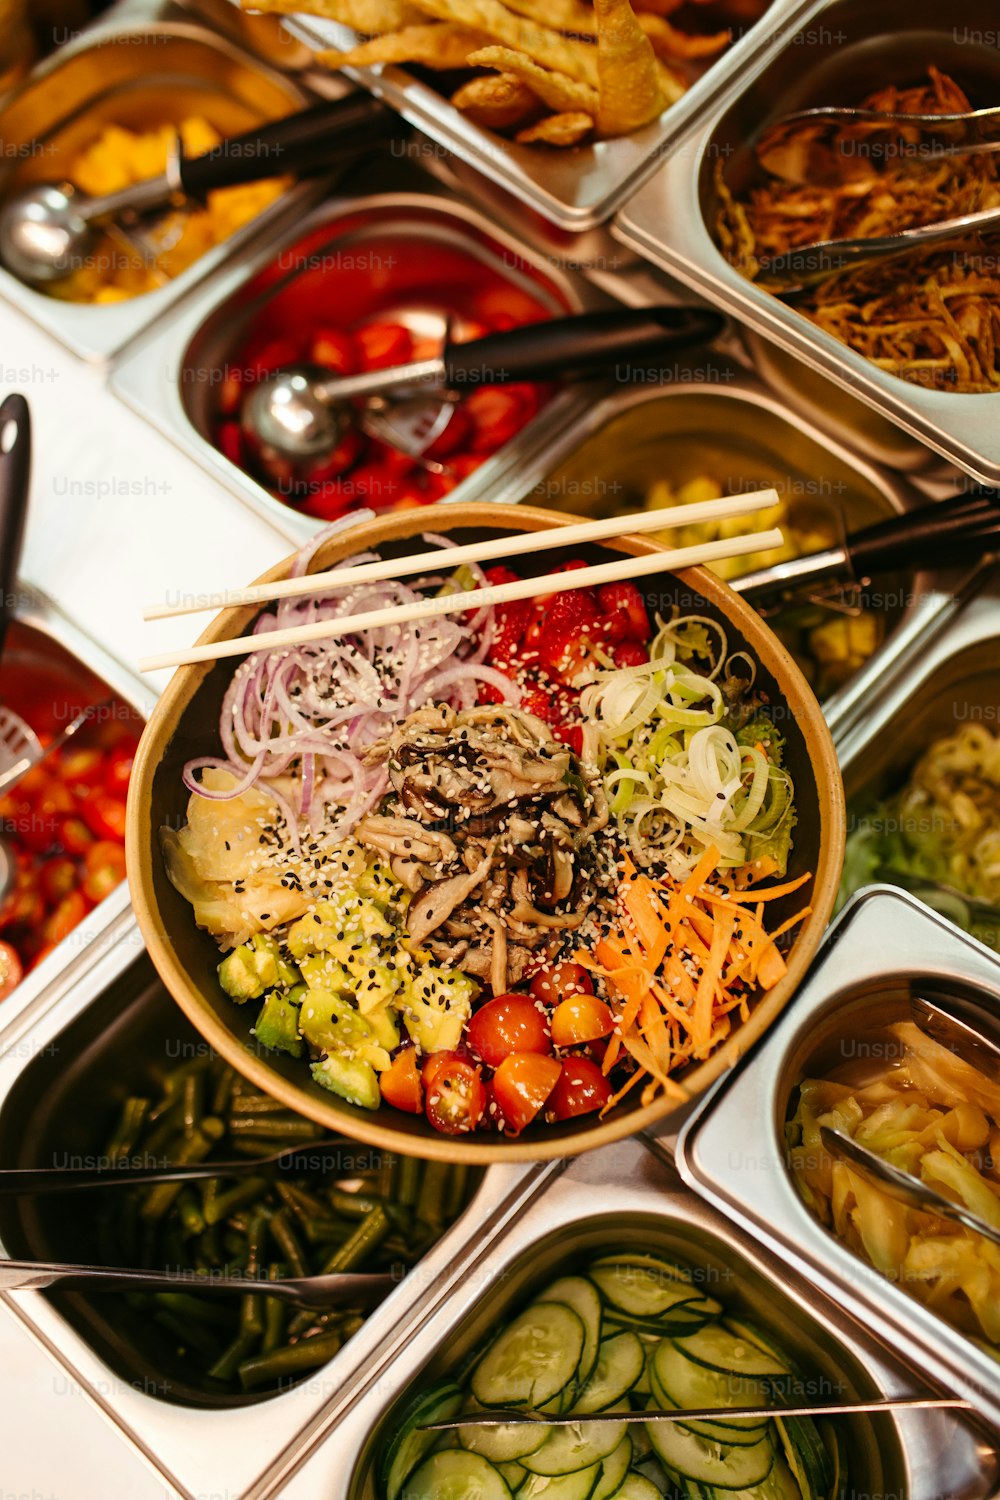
[310,328,358,376]
[43,889,88,947]
[491,1052,562,1134]
[613,641,650,669]
[529,961,594,1008]
[467,994,551,1069]
[380,1047,423,1114]
[60,747,104,794]
[464,388,528,453]
[39,857,77,907]
[104,742,138,798]
[597,583,649,642]
[58,814,93,857]
[421,1049,469,1090]
[345,461,404,511]
[424,407,472,461]
[82,793,127,844]
[550,994,615,1049]
[356,322,413,371]
[425,1057,486,1136]
[0,941,22,1000]
[81,841,127,905]
[247,337,300,380]
[547,1056,612,1120]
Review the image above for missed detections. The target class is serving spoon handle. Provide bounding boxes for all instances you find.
[0,1259,394,1308]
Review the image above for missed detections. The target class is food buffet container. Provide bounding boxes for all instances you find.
[614,0,1000,487]
[673,886,1000,1431]
[110,169,596,545]
[468,361,962,729]
[0,3,321,364]
[256,1134,995,1500]
[271,0,817,232]
[0,583,153,1032]
[0,928,557,1500]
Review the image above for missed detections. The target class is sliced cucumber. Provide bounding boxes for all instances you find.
[380,1380,464,1500]
[498,1461,527,1489]
[591,1265,707,1320]
[645,1419,774,1490]
[650,1341,770,1435]
[524,1420,627,1477]
[592,1435,633,1500]
[608,1475,662,1500]
[401,1449,511,1500]
[519,1464,603,1500]
[576,1333,645,1414]
[671,1326,791,1381]
[722,1456,804,1499]
[774,1415,833,1499]
[539,1277,604,1387]
[459,1399,550,1463]
[603,1304,716,1339]
[821,1420,848,1500]
[473,1303,585,1410]
[648,1366,768,1450]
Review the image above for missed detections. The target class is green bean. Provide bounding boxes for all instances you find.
[209,1332,259,1383]
[141,1106,184,1158]
[237,1329,344,1391]
[377,1150,398,1199]
[230,1138,285,1158]
[397,1154,422,1209]
[229,1094,296,1115]
[262,1265,286,1355]
[106,1097,150,1161]
[203,1177,269,1227]
[177,1190,205,1238]
[182,1073,203,1139]
[275,1182,334,1228]
[226,1116,322,1140]
[268,1207,308,1278]
[416,1160,450,1231]
[194,1225,224,1270]
[240,1293,265,1340]
[321,1206,390,1274]
[152,1292,233,1329]
[245,1207,270,1278]
[140,1119,224,1222]
[325,1186,385,1220]
[302,1216,352,1246]
[211,1066,235,1117]
[153,1310,225,1362]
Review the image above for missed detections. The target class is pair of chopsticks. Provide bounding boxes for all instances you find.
[139,490,783,673]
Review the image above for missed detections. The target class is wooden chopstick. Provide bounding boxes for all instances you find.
[142,490,781,621]
[138,527,784,673]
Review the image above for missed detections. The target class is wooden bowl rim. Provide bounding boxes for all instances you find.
[126,502,845,1163]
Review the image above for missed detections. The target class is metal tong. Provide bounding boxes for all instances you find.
[732,490,1000,608]
[820,994,1000,1246]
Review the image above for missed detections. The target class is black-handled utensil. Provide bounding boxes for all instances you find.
[243,305,727,483]
[0,1136,355,1193]
[0,393,30,662]
[0,93,396,286]
[0,1258,395,1308]
[733,491,1000,605]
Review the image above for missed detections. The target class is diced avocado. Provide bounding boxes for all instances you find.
[299,953,356,994]
[311,1052,381,1110]
[298,988,392,1073]
[300,947,407,1016]
[287,889,398,961]
[218,944,266,1003]
[365,1002,401,1052]
[250,932,301,990]
[253,991,305,1058]
[400,967,479,1054]
[355,863,401,902]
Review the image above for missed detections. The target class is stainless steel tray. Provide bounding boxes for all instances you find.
[110,174,596,545]
[675,887,1000,1430]
[0,1,322,364]
[614,0,1000,486]
[269,0,815,231]
[0,927,557,1500]
[258,1134,996,1500]
[454,360,963,732]
[0,583,154,1036]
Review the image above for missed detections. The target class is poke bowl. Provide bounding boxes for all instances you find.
[126,503,844,1161]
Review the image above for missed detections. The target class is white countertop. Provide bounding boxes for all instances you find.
[2,293,296,1499]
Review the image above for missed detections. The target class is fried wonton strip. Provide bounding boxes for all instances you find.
[516,110,594,145]
[496,0,598,35]
[467,45,599,112]
[415,0,599,83]
[592,0,667,134]
[450,72,540,129]
[243,0,423,33]
[638,13,730,58]
[317,23,484,67]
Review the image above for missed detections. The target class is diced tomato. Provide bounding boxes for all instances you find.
[613,641,650,669]
[301,429,363,487]
[246,337,299,380]
[104,742,137,798]
[310,328,357,377]
[302,483,351,522]
[555,725,584,756]
[447,455,486,482]
[424,407,472,461]
[81,793,127,844]
[419,470,458,503]
[81,841,127,905]
[355,322,413,371]
[0,941,22,1001]
[39,857,77,907]
[218,366,243,417]
[58,814,93,857]
[217,421,244,468]
[60,747,104,795]
[546,1056,612,1120]
[467,994,552,1069]
[529,962,594,1008]
[492,1052,562,1135]
[425,1057,486,1136]
[380,1048,423,1114]
[550,994,615,1049]
[42,889,88,947]
[346,461,405,511]
[464,388,528,453]
[597,583,649,642]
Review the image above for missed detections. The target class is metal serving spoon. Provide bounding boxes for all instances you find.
[424,1395,972,1430]
[0,93,392,286]
[911,994,1000,1071]
[241,306,726,486]
[769,102,1000,157]
[0,1136,359,1193]
[820,1126,1000,1249]
[0,393,33,909]
[0,1259,394,1308]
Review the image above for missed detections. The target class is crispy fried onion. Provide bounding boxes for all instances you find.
[355,704,608,990]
